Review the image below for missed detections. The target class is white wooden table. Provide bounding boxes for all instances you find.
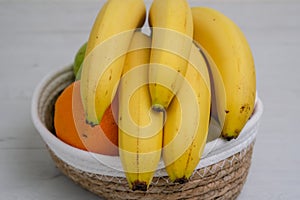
[1,0,299,199]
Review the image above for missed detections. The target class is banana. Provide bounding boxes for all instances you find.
[148,0,193,112]
[118,32,163,191]
[163,43,211,183]
[192,7,256,139]
[80,0,146,126]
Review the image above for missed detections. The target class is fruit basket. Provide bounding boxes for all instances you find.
[31,65,263,200]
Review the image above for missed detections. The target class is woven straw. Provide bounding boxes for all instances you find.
[31,65,262,200]
[48,143,253,200]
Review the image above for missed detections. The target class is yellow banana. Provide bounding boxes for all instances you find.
[118,32,163,191]
[192,7,256,139]
[163,43,211,183]
[80,0,146,126]
[148,0,193,112]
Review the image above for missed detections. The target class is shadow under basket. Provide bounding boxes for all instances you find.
[31,65,263,200]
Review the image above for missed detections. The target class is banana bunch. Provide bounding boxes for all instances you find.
[76,0,256,191]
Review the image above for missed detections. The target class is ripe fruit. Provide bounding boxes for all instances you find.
[73,42,87,78]
[80,0,146,126]
[163,43,211,183]
[192,7,256,139]
[118,32,163,191]
[148,0,194,111]
[54,81,119,156]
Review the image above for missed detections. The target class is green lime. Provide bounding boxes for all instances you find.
[73,42,87,78]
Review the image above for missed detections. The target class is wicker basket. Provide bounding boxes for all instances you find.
[31,65,263,200]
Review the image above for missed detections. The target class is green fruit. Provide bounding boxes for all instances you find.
[73,42,87,78]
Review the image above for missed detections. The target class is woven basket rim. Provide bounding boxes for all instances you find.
[31,64,263,178]
[47,141,255,199]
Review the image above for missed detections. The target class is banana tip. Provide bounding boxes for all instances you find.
[131,180,148,191]
[222,131,239,141]
[85,119,98,127]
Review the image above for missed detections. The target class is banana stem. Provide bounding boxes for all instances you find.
[152,104,165,112]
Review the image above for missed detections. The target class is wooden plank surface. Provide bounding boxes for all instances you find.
[0,1,299,199]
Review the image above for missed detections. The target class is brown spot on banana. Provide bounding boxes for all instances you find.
[240,103,251,114]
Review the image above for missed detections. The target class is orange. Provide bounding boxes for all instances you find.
[54,81,119,156]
